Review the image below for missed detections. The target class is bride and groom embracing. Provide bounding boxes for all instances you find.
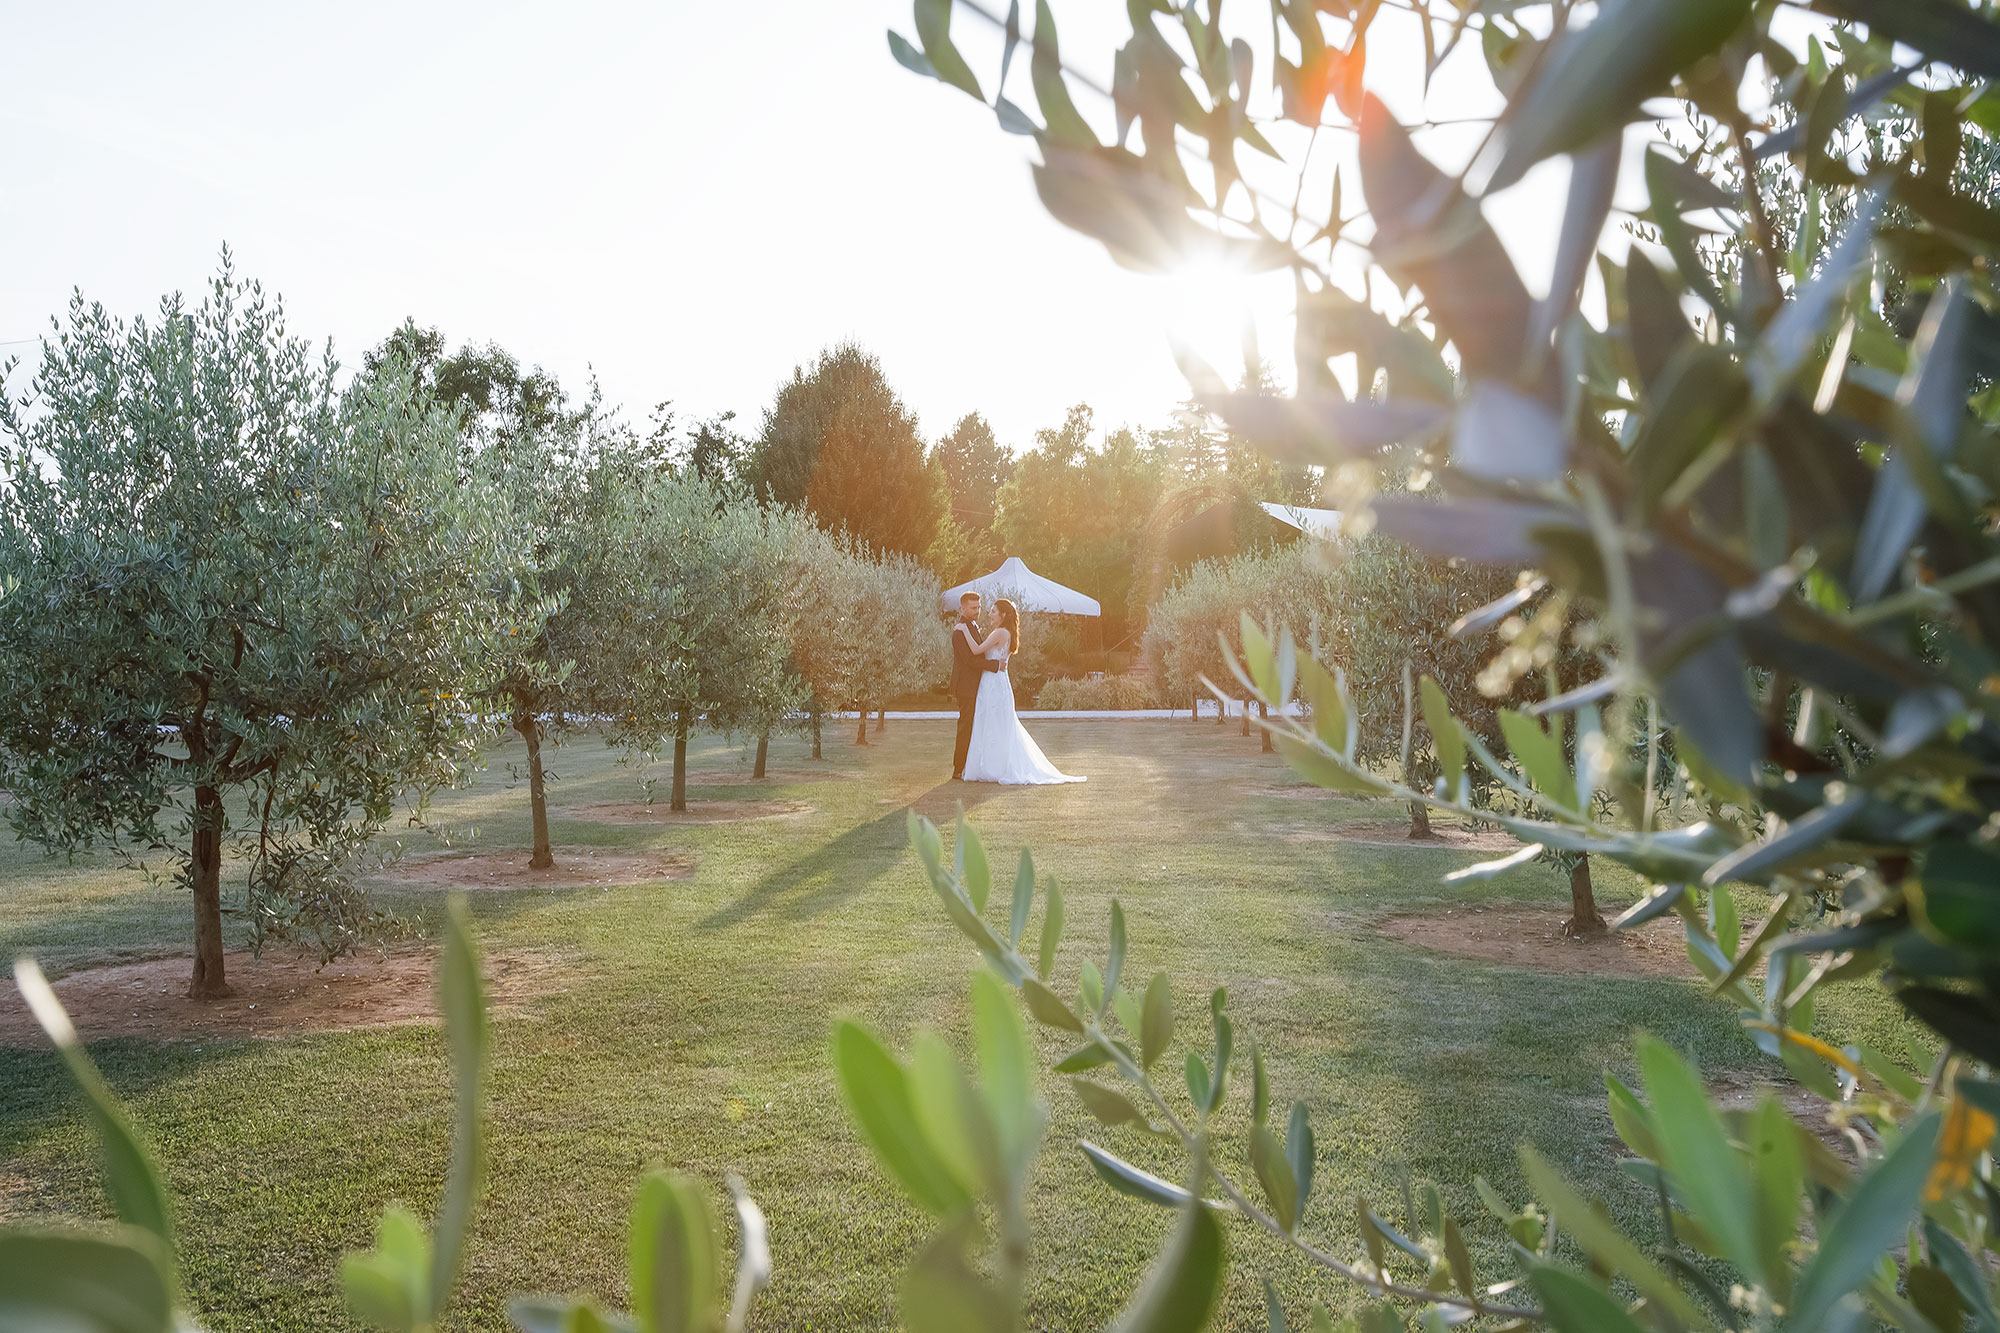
[949,591,1086,786]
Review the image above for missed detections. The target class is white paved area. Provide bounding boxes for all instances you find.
[835,701,1304,721]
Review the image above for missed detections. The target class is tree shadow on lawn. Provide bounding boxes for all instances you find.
[0,865,575,980]
[0,1002,462,1180]
[1289,930,1756,1235]
[696,783,999,931]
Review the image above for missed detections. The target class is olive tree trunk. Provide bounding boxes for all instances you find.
[514,707,554,869]
[810,709,823,759]
[1258,701,1273,753]
[1407,800,1432,840]
[671,706,692,812]
[1565,853,1607,936]
[855,708,870,746]
[1241,702,1251,737]
[188,783,232,999]
[875,707,886,733]
[754,733,769,779]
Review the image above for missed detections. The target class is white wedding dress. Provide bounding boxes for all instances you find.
[962,631,1086,785]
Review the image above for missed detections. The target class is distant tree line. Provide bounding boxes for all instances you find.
[670,341,1325,652]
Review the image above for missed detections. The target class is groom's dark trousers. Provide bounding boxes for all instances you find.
[951,621,1002,778]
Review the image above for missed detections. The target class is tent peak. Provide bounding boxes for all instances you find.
[941,556,1102,617]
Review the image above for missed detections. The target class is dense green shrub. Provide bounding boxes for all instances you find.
[997,610,1106,698]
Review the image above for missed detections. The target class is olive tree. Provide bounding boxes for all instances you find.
[849,549,948,745]
[1144,541,1341,728]
[0,265,530,997]
[782,523,947,753]
[729,507,809,779]
[783,523,867,759]
[595,474,796,811]
[364,324,610,871]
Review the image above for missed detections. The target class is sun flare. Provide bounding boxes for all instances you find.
[1158,250,1290,391]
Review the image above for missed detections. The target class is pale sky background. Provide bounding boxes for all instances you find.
[1,2,1587,452]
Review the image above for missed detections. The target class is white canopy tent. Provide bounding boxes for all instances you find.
[940,556,1101,617]
[1258,502,1345,540]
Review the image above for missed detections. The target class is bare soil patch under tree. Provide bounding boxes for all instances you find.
[1324,819,1521,851]
[562,800,810,825]
[677,765,853,784]
[1372,904,1691,978]
[1256,816,1522,852]
[0,946,573,1046]
[376,846,695,890]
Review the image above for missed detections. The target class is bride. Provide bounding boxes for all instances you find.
[960,599,1086,785]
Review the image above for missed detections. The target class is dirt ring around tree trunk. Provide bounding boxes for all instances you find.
[373,846,696,890]
[1371,904,1697,979]
[0,945,577,1046]
[1268,818,1524,852]
[562,800,811,825]
[676,767,853,785]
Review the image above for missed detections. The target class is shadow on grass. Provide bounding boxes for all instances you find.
[1289,923,1754,1218]
[0,1002,452,1149]
[697,782,999,931]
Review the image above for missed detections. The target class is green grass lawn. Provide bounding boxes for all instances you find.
[0,718,1918,1329]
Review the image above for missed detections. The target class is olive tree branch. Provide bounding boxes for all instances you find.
[1079,1018,1542,1320]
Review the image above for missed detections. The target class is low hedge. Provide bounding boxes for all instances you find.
[1032,675,1165,710]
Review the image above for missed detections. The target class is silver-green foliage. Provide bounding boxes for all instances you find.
[1143,542,1341,711]
[782,521,948,719]
[906,811,1976,1333]
[589,472,799,806]
[1145,532,1532,783]
[0,261,533,989]
[844,545,950,713]
[891,0,2000,1324]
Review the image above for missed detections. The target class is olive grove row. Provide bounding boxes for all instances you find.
[0,269,946,997]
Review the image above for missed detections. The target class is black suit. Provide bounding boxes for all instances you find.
[951,620,1001,778]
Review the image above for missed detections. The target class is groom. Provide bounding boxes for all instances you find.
[950,591,1002,780]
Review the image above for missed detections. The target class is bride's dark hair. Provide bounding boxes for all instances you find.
[995,598,1021,655]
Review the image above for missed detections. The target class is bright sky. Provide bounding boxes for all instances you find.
[1,1,1579,452]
